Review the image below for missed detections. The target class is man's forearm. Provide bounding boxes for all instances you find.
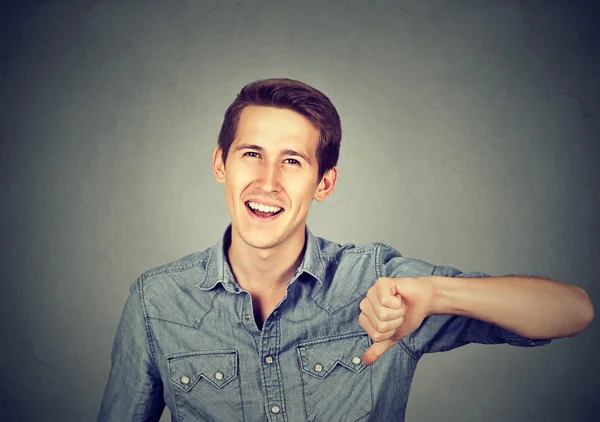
[428,275,594,339]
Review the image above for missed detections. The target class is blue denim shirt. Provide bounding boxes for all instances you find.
[98,226,550,422]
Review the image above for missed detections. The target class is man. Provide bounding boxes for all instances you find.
[98,78,594,421]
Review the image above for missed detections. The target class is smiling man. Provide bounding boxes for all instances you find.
[214,104,335,327]
[98,78,594,422]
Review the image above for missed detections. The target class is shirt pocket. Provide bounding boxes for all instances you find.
[167,350,243,422]
[297,333,373,422]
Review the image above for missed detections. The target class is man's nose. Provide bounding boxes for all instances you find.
[257,163,282,192]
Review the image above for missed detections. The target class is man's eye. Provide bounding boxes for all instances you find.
[285,158,301,165]
[244,152,259,158]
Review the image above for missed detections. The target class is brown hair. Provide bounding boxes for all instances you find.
[217,78,341,181]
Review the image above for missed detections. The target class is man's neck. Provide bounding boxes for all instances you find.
[227,228,306,296]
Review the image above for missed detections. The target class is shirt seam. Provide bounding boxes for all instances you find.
[398,338,420,361]
[142,253,208,279]
[374,244,383,279]
[138,275,161,369]
[145,317,197,330]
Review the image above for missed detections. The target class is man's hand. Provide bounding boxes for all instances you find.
[358,274,594,365]
[359,277,435,365]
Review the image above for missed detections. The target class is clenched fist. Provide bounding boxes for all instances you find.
[359,277,435,365]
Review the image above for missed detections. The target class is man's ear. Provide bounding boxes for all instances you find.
[314,167,338,202]
[213,146,226,184]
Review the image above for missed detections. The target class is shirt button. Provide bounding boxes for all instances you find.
[265,356,274,364]
[270,405,281,414]
[214,371,224,381]
[244,314,251,321]
[352,356,362,365]
[180,375,190,385]
[314,363,324,372]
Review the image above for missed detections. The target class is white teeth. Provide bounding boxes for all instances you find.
[248,201,282,213]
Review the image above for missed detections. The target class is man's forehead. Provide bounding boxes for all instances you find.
[234,106,319,154]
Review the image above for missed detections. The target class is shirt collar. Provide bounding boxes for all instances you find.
[296,225,327,285]
[199,225,327,291]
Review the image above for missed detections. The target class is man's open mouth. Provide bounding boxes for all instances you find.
[245,201,284,218]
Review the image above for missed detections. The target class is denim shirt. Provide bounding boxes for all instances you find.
[98,226,550,422]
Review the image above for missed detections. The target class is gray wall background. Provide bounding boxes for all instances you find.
[1,0,598,421]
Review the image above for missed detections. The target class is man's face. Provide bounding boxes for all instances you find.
[213,106,337,251]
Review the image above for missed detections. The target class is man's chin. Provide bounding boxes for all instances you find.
[233,218,304,251]
[231,223,279,249]
[240,232,283,250]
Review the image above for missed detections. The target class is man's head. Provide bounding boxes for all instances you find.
[217,78,341,182]
[213,78,341,251]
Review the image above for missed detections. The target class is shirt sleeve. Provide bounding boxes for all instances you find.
[377,244,552,359]
[97,278,165,421]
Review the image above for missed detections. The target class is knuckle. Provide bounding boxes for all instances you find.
[372,332,387,342]
[359,300,366,312]
[366,288,376,301]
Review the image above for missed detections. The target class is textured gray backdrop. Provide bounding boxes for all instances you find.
[0,0,598,421]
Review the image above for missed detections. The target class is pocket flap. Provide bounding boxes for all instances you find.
[297,333,370,378]
[167,350,238,391]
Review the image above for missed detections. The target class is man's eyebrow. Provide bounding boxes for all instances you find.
[233,143,264,152]
[233,144,312,165]
[281,149,312,165]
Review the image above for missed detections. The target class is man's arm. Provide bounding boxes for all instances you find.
[359,275,594,365]
[429,275,593,338]
[97,278,165,421]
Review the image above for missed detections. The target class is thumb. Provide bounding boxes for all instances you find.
[361,339,395,366]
